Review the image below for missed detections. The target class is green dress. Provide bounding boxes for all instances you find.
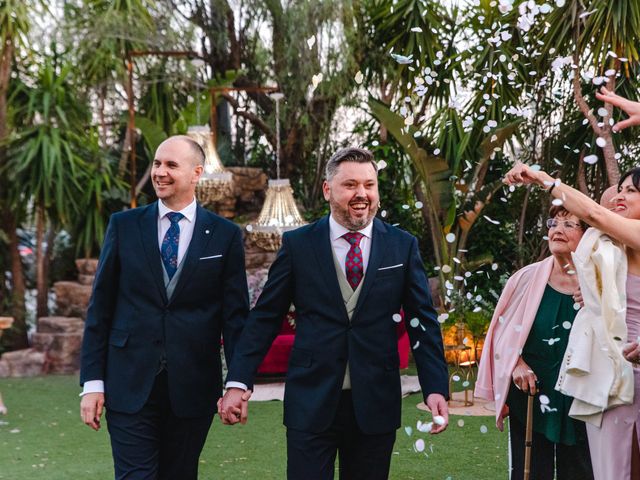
[506,284,580,445]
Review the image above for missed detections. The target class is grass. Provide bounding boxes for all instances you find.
[0,375,507,479]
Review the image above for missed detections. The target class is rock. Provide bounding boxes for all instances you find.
[53,281,92,319]
[77,274,95,286]
[31,317,84,374]
[75,258,99,276]
[228,167,268,215]
[38,317,84,334]
[0,348,46,377]
[32,332,82,374]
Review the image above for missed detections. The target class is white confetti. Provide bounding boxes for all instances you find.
[377,159,387,170]
[410,318,420,328]
[446,233,456,243]
[415,201,423,209]
[307,36,316,49]
[415,438,425,452]
[437,313,449,323]
[540,394,550,405]
[598,108,609,117]
[480,425,488,434]
[584,154,598,165]
[390,53,413,64]
[457,419,465,427]
[433,415,446,426]
[562,321,572,329]
[413,341,421,350]
[411,27,423,33]
[392,313,402,323]
[405,426,413,436]
[354,71,364,84]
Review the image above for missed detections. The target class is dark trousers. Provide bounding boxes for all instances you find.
[105,371,214,480]
[286,390,396,480]
[509,415,594,480]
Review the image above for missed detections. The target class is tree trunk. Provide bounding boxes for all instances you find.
[0,35,28,350]
[3,213,28,350]
[35,205,48,320]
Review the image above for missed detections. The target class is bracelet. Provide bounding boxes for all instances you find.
[547,178,561,194]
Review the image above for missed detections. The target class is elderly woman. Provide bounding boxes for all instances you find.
[475,205,593,479]
[503,162,640,479]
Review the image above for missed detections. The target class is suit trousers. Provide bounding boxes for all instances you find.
[105,371,214,480]
[508,415,593,480]
[286,390,396,480]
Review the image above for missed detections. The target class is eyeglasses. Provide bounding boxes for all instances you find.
[546,218,581,230]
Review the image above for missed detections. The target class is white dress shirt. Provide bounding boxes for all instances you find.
[225,215,374,392]
[81,198,198,396]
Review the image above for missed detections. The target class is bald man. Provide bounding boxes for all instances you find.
[80,136,249,479]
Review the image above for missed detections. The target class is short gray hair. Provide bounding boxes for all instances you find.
[325,147,377,181]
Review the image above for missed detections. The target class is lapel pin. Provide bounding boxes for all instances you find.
[205,229,210,235]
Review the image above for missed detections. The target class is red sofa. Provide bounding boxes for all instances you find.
[257,316,411,375]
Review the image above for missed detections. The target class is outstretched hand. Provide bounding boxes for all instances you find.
[425,393,448,434]
[217,388,252,425]
[596,87,640,132]
[503,162,552,188]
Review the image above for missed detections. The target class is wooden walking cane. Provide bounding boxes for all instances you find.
[523,391,534,480]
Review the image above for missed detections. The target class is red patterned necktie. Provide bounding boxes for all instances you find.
[343,232,364,290]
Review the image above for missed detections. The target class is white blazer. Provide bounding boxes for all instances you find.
[555,228,634,426]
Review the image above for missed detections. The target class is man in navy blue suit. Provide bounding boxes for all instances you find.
[80,135,249,479]
[220,147,449,480]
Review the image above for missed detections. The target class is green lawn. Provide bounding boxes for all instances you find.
[0,375,507,479]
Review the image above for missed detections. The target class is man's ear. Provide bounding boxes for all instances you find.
[192,164,204,184]
[322,180,330,201]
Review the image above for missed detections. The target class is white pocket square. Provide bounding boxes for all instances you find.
[199,255,222,260]
[378,263,403,271]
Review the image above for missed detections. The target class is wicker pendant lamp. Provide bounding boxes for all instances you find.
[187,124,234,205]
[249,93,306,251]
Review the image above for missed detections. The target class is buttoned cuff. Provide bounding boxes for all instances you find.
[225,381,248,391]
[79,380,105,396]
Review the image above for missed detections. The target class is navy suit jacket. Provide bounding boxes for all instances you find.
[80,203,249,418]
[228,216,448,434]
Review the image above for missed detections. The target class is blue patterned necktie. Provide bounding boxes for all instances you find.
[161,212,184,280]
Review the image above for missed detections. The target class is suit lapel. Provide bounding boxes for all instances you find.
[168,205,216,303]
[352,218,389,321]
[139,203,168,304]
[311,216,349,322]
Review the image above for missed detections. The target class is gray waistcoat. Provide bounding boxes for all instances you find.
[331,248,364,390]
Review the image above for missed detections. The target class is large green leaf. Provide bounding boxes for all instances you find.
[368,97,453,215]
[135,115,167,155]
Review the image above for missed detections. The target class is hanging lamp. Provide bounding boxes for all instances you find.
[249,92,306,251]
[187,124,234,205]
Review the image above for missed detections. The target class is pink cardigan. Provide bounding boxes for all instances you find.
[474,256,554,430]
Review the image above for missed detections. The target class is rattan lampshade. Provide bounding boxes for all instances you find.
[187,125,234,205]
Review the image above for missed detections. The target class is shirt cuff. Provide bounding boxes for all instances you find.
[225,381,248,391]
[80,380,105,397]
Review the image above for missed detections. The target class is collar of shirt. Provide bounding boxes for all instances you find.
[329,214,373,242]
[157,198,197,223]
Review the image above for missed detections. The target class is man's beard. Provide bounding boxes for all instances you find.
[330,197,377,231]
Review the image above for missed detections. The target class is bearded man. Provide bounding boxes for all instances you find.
[220,147,449,480]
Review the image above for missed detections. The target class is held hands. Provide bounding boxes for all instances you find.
[595,87,640,132]
[80,392,105,431]
[573,288,584,309]
[512,357,538,394]
[425,393,449,434]
[217,388,252,425]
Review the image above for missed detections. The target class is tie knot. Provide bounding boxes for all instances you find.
[166,212,184,224]
[343,232,364,246]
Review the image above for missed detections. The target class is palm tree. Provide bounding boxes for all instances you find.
[6,57,90,320]
[0,0,36,349]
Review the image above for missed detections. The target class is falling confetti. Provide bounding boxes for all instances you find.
[433,415,446,426]
[354,71,364,84]
[480,425,488,434]
[307,36,316,49]
[392,313,402,323]
[584,154,598,165]
[390,53,414,64]
[414,439,426,452]
[446,233,456,243]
